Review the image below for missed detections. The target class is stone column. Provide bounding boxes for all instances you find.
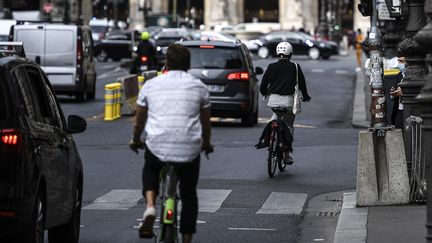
[414,0,432,241]
[279,0,303,30]
[204,0,243,27]
[81,0,93,25]
[317,0,328,39]
[397,0,427,172]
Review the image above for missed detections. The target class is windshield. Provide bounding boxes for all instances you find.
[189,47,244,69]
[155,37,183,47]
[297,32,314,40]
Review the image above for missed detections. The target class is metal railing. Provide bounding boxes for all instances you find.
[406,116,426,203]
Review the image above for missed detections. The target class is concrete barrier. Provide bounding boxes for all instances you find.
[356,129,410,206]
[117,75,138,116]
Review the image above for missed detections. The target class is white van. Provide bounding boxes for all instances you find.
[12,23,97,101]
[0,20,16,41]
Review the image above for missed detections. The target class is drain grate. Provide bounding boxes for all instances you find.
[317,211,339,217]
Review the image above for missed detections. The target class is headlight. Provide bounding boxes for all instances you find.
[157,46,161,51]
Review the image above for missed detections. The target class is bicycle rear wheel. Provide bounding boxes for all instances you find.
[267,130,278,177]
[162,224,176,243]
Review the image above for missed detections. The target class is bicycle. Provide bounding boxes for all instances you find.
[267,107,292,177]
[156,163,179,243]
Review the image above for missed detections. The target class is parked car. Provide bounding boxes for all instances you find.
[154,28,192,68]
[94,30,137,62]
[12,23,97,101]
[180,40,263,126]
[0,20,15,42]
[251,31,339,60]
[0,42,86,243]
[89,18,114,44]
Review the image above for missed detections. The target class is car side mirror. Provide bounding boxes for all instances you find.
[255,67,264,75]
[67,115,87,134]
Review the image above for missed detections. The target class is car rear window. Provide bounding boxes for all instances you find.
[156,37,183,47]
[189,47,244,69]
[0,80,7,120]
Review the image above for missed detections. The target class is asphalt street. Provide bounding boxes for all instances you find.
[57,53,359,243]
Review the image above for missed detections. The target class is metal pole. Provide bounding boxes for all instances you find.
[63,0,70,24]
[397,0,427,174]
[368,0,386,128]
[414,1,432,241]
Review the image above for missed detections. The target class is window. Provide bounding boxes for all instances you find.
[13,66,38,120]
[24,66,61,127]
[189,47,244,69]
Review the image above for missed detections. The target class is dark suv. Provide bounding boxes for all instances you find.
[181,40,263,126]
[0,44,86,243]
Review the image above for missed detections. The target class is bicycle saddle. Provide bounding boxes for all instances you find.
[271,107,288,113]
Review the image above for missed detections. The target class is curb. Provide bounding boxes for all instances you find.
[334,192,368,243]
[352,69,370,128]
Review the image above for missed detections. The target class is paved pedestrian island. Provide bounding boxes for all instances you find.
[83,189,308,215]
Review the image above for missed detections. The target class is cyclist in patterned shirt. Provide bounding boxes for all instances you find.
[129,43,214,243]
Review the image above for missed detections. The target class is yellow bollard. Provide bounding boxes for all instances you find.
[115,83,122,118]
[104,83,117,121]
[138,75,145,90]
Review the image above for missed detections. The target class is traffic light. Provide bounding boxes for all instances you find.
[358,0,374,17]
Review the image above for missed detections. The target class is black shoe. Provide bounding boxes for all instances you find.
[283,153,294,165]
[138,207,156,238]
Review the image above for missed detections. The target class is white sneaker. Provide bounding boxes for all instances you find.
[138,207,156,238]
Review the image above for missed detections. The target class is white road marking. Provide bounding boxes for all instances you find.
[228,227,276,231]
[258,118,317,128]
[83,189,142,210]
[84,189,231,212]
[335,70,348,74]
[96,67,123,79]
[256,192,307,215]
[311,69,324,73]
[313,239,325,241]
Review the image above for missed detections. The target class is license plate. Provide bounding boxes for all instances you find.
[140,65,148,71]
[207,84,224,93]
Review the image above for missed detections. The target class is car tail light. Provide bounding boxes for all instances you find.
[227,72,249,81]
[1,129,20,146]
[140,56,148,62]
[0,211,16,217]
[77,39,83,65]
[199,45,215,49]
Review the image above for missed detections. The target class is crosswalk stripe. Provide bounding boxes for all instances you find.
[83,189,141,210]
[256,192,307,215]
[197,189,231,213]
[83,189,231,212]
[311,69,324,73]
[335,70,348,74]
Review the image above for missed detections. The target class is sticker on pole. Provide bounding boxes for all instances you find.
[378,2,394,20]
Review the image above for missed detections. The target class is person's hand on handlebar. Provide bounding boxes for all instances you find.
[302,95,311,102]
[201,143,214,159]
[129,139,146,154]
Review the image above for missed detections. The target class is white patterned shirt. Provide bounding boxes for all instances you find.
[137,70,210,162]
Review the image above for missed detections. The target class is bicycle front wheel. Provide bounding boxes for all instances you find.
[267,130,278,177]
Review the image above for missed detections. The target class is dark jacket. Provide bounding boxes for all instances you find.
[255,119,293,152]
[260,59,310,100]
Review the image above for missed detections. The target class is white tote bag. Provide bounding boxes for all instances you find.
[292,63,302,115]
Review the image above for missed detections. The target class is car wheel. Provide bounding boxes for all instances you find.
[22,189,45,243]
[48,187,82,243]
[96,50,108,62]
[87,81,96,100]
[257,46,269,59]
[308,47,320,60]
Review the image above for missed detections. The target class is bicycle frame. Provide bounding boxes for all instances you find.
[158,164,179,243]
[267,108,289,177]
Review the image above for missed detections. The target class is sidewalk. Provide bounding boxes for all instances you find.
[333,69,427,243]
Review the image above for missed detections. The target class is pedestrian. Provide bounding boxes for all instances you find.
[390,54,406,129]
[129,43,214,243]
[259,42,311,164]
[129,31,157,74]
[355,28,364,69]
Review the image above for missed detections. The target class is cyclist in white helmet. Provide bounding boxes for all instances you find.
[260,42,311,164]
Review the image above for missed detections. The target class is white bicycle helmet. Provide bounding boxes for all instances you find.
[276,42,293,56]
